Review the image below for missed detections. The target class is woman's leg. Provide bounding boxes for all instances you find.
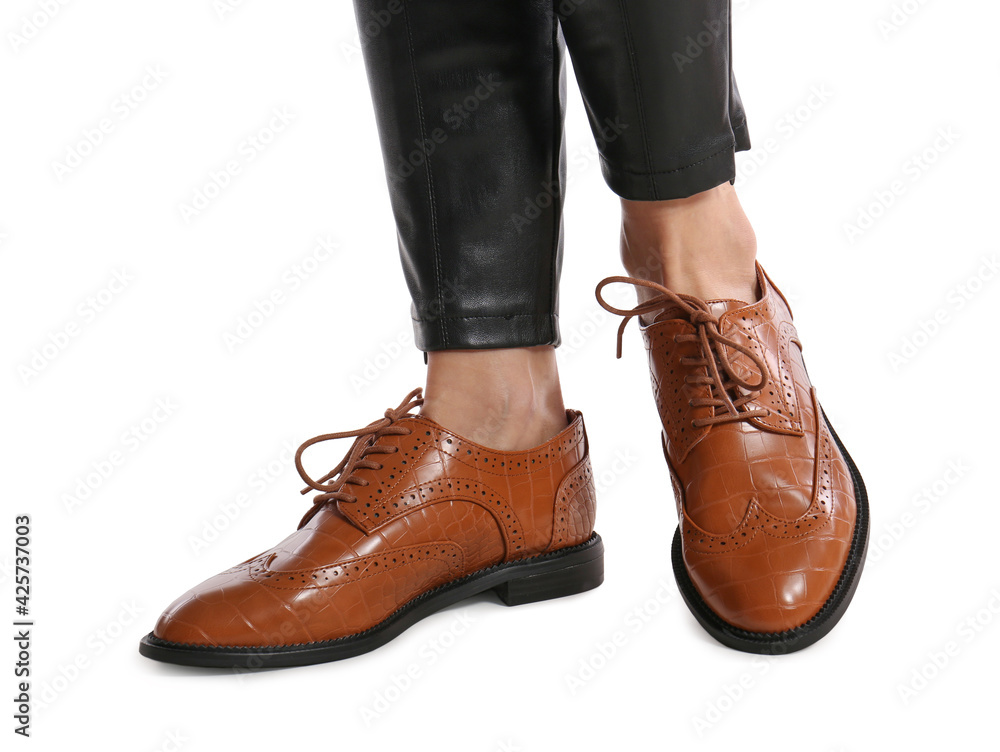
[142,4,602,665]
[557,0,757,302]
[562,1,866,652]
[559,0,750,201]
[353,0,570,449]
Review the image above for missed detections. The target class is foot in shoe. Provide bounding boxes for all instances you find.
[139,389,603,668]
[597,262,868,654]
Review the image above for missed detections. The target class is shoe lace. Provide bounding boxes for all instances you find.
[294,388,424,524]
[595,276,770,428]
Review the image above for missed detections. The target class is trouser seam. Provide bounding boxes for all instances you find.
[547,14,561,335]
[616,0,657,199]
[727,0,735,135]
[400,2,448,348]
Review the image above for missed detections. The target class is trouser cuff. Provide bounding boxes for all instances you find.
[412,312,559,351]
[602,120,751,201]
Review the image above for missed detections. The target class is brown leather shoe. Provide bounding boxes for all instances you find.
[597,263,868,653]
[139,389,602,668]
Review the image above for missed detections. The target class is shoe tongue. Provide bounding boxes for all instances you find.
[648,298,748,325]
[646,305,685,325]
[705,299,750,319]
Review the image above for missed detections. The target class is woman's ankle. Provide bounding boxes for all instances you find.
[620,182,759,303]
[420,346,568,451]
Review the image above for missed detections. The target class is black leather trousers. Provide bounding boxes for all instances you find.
[353,0,750,351]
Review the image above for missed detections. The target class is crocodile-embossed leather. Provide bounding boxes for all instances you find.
[152,393,597,648]
[599,264,858,634]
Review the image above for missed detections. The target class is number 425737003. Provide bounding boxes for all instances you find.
[15,515,30,616]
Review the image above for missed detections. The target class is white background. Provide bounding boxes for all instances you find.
[2,0,998,749]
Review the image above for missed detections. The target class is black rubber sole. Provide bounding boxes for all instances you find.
[139,532,604,669]
[671,411,869,655]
